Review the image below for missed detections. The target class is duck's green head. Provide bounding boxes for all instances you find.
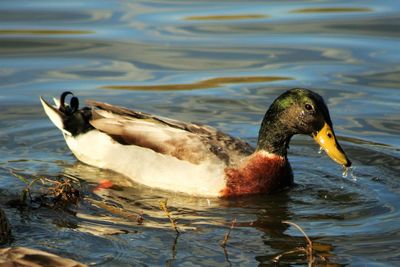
[257,88,351,167]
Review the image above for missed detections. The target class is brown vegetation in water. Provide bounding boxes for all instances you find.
[10,170,81,209]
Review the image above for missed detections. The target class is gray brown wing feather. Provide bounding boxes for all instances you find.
[86,100,254,165]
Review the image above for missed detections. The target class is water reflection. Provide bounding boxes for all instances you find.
[185,14,269,21]
[291,7,372,13]
[0,29,93,35]
[347,70,400,89]
[101,76,292,91]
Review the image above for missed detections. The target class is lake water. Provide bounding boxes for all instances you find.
[0,0,399,266]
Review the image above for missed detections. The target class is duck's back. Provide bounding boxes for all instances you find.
[87,100,254,165]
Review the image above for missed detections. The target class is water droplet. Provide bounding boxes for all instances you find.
[342,166,357,182]
[342,166,349,178]
[350,167,357,182]
[318,147,323,154]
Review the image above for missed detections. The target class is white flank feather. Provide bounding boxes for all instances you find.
[64,130,227,197]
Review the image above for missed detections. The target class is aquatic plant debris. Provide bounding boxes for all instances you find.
[273,221,327,265]
[159,199,180,234]
[9,170,81,208]
[45,177,81,207]
[220,218,237,248]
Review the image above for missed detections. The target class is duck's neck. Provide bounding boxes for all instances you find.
[256,110,294,157]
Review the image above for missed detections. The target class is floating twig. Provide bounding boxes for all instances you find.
[272,247,309,264]
[88,199,145,225]
[273,221,327,265]
[165,232,180,267]
[282,220,312,254]
[220,218,237,248]
[159,199,180,234]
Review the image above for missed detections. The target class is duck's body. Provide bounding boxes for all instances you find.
[65,130,290,197]
[41,89,350,197]
[65,128,228,197]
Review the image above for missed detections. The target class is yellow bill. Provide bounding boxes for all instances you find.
[313,122,351,167]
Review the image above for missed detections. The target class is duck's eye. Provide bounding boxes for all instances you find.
[305,104,313,111]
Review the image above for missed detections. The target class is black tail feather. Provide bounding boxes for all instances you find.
[59,91,79,115]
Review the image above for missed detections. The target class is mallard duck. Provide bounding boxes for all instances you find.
[40,88,351,197]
